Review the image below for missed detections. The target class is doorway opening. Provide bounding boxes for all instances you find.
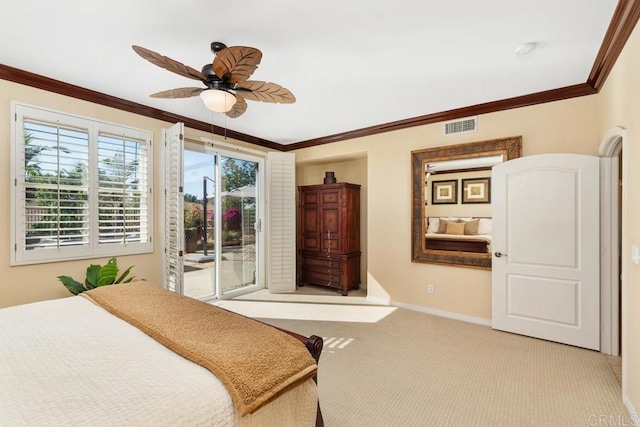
[599,126,625,358]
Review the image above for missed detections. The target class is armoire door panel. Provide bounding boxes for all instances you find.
[322,208,339,234]
[303,237,319,251]
[303,207,318,233]
[321,191,339,204]
[303,191,318,204]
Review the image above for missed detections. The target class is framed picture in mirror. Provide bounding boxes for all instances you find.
[462,177,491,204]
[432,180,458,204]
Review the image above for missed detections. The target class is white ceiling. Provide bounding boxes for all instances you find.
[1,0,618,145]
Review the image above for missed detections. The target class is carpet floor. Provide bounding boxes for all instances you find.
[217,299,629,427]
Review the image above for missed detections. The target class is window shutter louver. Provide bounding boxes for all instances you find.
[97,132,150,246]
[22,120,90,253]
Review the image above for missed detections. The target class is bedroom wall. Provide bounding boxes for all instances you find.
[294,95,600,321]
[0,80,254,309]
[597,19,640,417]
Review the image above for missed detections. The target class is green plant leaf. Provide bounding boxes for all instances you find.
[58,257,135,294]
[57,276,86,295]
[115,265,134,284]
[85,264,101,288]
[97,258,118,286]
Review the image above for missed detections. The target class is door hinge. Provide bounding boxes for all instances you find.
[257,219,262,232]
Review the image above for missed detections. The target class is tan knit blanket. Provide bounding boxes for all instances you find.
[82,282,318,416]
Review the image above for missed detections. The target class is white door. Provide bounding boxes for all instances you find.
[492,154,600,350]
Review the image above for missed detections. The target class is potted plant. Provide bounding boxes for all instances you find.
[57,257,135,295]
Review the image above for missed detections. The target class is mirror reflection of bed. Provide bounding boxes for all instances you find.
[411,136,522,269]
[425,160,497,255]
[425,217,493,253]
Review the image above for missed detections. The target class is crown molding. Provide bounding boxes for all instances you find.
[588,0,640,90]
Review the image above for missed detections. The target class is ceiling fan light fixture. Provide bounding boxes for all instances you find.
[200,89,237,113]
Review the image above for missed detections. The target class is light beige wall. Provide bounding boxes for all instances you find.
[597,20,640,416]
[296,157,368,287]
[0,80,253,309]
[294,95,600,319]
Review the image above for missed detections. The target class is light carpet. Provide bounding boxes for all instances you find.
[217,299,629,427]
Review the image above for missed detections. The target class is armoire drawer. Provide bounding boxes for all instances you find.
[303,256,343,271]
[302,269,342,286]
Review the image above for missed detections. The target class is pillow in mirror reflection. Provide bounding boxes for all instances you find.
[478,218,493,235]
[427,217,440,234]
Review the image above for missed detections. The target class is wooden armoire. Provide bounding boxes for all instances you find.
[297,182,361,295]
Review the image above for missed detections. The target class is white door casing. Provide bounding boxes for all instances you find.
[492,154,600,350]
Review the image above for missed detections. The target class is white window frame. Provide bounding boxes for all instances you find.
[10,102,153,265]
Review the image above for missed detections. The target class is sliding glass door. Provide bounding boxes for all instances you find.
[219,156,258,296]
[180,143,262,300]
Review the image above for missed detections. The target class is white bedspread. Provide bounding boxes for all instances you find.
[0,296,317,426]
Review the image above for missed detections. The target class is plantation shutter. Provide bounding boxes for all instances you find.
[12,104,153,265]
[16,113,91,263]
[265,151,296,293]
[95,124,151,252]
[164,123,184,293]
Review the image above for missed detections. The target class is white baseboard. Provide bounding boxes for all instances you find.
[366,295,390,305]
[623,394,639,423]
[365,296,491,326]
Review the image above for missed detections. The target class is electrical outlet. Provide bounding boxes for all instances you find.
[427,284,435,294]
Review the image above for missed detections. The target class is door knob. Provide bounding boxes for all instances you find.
[494,251,507,258]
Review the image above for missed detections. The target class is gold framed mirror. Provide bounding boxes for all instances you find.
[411,136,522,269]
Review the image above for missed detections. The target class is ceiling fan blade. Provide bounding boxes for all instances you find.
[234,81,296,104]
[213,46,262,84]
[226,95,248,118]
[132,45,207,82]
[150,87,205,98]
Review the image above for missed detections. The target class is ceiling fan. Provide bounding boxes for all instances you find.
[132,42,295,118]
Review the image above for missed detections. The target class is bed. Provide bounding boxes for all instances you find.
[425,217,493,253]
[0,282,324,426]
[425,233,492,253]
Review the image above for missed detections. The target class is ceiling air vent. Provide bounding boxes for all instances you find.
[444,117,477,135]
